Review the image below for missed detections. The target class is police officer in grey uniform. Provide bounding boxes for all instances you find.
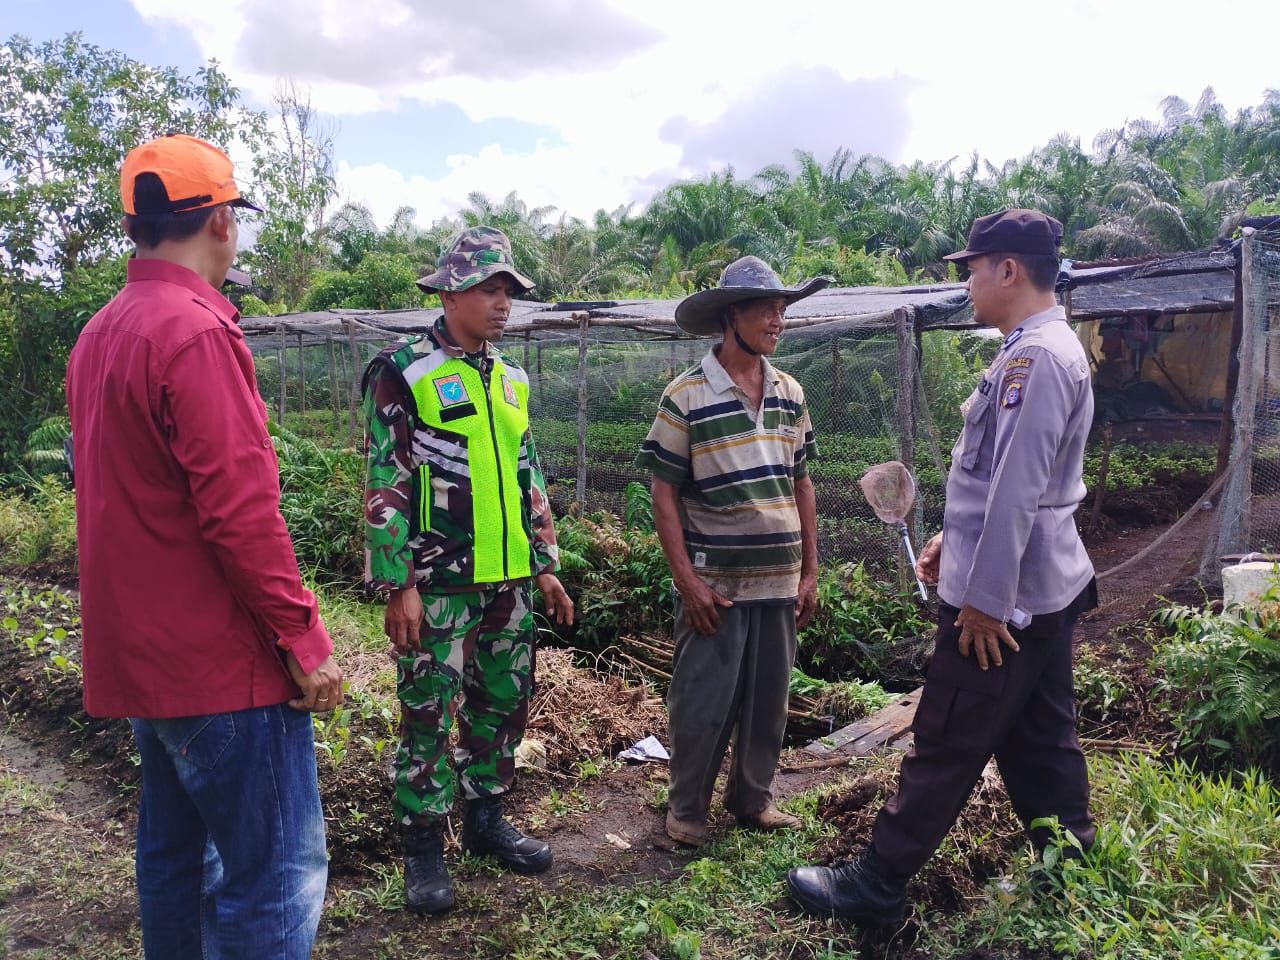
[788,209,1098,924]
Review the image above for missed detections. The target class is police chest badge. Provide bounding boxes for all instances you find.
[500,374,520,409]
[433,374,469,408]
[1002,380,1023,408]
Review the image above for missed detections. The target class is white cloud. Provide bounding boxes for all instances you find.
[336,137,683,229]
[129,0,1280,223]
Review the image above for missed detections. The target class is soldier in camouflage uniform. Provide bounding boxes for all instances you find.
[362,226,575,915]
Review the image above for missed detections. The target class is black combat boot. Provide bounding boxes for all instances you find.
[786,847,908,925]
[462,795,553,874]
[403,822,455,915]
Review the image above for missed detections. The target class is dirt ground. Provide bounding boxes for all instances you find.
[0,480,1208,957]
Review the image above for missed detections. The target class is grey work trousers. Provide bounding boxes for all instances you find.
[666,598,798,822]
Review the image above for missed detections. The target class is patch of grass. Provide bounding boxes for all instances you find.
[927,752,1280,960]
[478,787,845,960]
[1075,646,1133,726]
[0,731,139,957]
[0,477,76,577]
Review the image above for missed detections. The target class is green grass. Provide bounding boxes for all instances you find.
[927,753,1280,960]
[0,477,76,575]
[484,789,834,960]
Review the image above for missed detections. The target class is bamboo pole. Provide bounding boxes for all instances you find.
[327,339,340,431]
[893,307,918,587]
[1087,422,1113,534]
[575,313,590,513]
[296,332,306,417]
[1237,230,1258,545]
[1216,256,1246,477]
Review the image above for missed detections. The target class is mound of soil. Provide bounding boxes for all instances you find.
[815,762,1025,916]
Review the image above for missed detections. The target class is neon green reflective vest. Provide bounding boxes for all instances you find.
[400,347,533,585]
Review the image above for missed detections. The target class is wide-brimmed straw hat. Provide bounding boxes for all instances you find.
[674,256,829,336]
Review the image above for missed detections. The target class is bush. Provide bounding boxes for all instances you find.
[0,477,77,577]
[271,424,365,589]
[551,512,673,651]
[1153,595,1280,769]
[797,560,929,683]
[941,752,1280,959]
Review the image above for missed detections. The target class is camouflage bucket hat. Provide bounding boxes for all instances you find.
[416,225,536,295]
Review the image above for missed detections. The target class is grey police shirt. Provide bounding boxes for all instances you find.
[936,305,1095,622]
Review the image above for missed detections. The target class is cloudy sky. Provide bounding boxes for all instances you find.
[7,0,1279,229]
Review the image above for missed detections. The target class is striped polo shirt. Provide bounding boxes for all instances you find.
[636,348,816,604]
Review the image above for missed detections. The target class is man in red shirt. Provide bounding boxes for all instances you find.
[65,134,342,960]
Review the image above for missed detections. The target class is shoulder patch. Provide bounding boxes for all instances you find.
[1005,356,1034,371]
[500,373,519,408]
[433,373,470,407]
[1001,380,1023,408]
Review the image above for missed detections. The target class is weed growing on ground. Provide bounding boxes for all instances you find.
[1153,597,1280,769]
[929,752,1280,959]
[1074,646,1132,725]
[480,787,840,960]
[0,478,76,576]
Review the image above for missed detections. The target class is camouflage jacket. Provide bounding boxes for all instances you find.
[362,318,559,592]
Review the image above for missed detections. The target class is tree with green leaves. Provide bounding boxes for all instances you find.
[0,33,251,471]
[245,82,337,307]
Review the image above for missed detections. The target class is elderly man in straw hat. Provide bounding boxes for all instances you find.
[362,226,575,914]
[636,256,828,847]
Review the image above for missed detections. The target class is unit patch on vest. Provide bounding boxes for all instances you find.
[433,374,470,407]
[1002,380,1024,408]
[500,374,519,409]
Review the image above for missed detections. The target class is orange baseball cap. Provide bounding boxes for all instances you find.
[120,133,262,216]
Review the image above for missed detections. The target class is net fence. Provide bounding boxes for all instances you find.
[245,312,1005,585]
[1210,231,1280,569]
[245,261,1271,604]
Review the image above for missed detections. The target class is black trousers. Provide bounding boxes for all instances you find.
[871,582,1098,878]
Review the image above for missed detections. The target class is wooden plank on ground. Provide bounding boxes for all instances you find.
[803,687,922,757]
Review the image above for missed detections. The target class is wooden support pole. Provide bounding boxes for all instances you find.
[575,313,590,514]
[894,307,918,588]
[523,330,531,378]
[327,339,340,430]
[1237,231,1258,543]
[1216,256,1246,477]
[344,319,362,445]
[1087,422,1113,535]
[296,333,306,417]
[276,326,287,425]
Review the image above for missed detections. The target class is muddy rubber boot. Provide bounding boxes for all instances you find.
[787,847,908,925]
[403,823,455,915]
[462,795,553,874]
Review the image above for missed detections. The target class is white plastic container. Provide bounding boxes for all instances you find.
[1222,561,1278,609]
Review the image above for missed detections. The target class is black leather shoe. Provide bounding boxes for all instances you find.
[403,823,455,914]
[787,848,908,924]
[462,795,553,874]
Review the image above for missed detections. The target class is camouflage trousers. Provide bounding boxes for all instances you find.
[393,582,534,825]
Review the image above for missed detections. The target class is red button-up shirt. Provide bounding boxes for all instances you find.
[66,258,332,719]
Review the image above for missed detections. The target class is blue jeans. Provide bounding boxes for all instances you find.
[130,704,328,959]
